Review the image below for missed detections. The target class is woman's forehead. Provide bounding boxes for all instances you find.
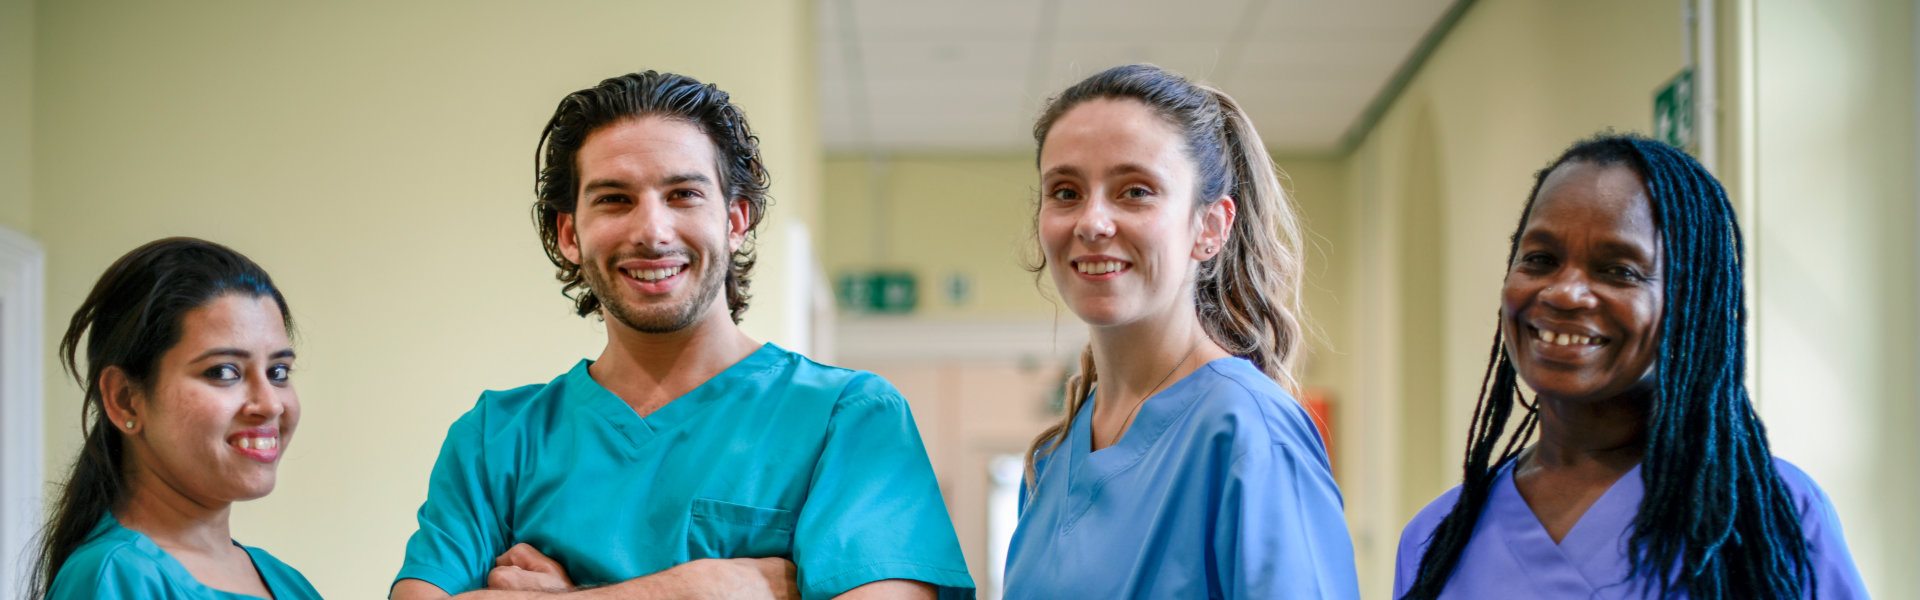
[1526,162,1657,239]
[1040,99,1187,171]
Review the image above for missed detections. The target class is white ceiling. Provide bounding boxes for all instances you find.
[819,0,1457,155]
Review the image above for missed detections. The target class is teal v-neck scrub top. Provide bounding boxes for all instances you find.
[1004,356,1360,599]
[396,344,974,599]
[47,514,321,600]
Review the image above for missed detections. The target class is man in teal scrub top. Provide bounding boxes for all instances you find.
[390,71,974,600]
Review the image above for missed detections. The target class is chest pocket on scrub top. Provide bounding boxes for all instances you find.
[686,498,796,559]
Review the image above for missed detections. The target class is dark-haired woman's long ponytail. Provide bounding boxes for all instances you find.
[27,413,126,599]
[26,263,143,600]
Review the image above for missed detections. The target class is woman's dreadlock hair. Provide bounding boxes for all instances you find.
[1400,134,1814,599]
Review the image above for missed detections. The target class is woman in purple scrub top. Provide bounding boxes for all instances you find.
[1394,135,1867,599]
[1002,64,1359,599]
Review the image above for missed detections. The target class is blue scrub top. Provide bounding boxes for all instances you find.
[1004,356,1360,599]
[396,343,974,600]
[1394,457,1868,599]
[47,513,320,600]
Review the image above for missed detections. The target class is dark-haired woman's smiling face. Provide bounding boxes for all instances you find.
[131,293,298,504]
[1502,161,1664,404]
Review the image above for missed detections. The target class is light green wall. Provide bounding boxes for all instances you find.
[30,1,817,596]
[0,0,30,233]
[1280,156,1352,396]
[820,153,1351,321]
[1751,0,1917,595]
[821,154,1050,316]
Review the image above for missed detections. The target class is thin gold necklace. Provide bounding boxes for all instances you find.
[1109,337,1203,446]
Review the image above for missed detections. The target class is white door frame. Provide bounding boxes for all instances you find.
[0,225,43,600]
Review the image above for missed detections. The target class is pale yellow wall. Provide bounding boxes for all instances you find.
[820,153,1350,320]
[1280,156,1352,398]
[31,1,818,597]
[1330,0,1683,594]
[0,0,30,233]
[1750,0,1917,596]
[822,154,1053,317]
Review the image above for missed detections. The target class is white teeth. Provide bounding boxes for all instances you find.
[232,437,277,451]
[625,266,684,282]
[1076,261,1127,275]
[1534,327,1603,346]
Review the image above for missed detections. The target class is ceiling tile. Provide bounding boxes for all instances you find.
[1039,40,1241,91]
[859,40,1032,83]
[1261,0,1455,32]
[819,0,1459,153]
[1053,0,1253,40]
[851,0,1044,42]
[1234,37,1416,73]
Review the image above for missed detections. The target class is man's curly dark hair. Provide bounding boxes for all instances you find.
[532,70,771,323]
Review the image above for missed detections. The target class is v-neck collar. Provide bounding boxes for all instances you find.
[1491,459,1646,595]
[98,514,283,599]
[573,343,788,454]
[1057,357,1234,533]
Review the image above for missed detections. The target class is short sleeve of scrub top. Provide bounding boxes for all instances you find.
[792,382,975,599]
[394,405,511,594]
[48,514,322,600]
[395,344,974,600]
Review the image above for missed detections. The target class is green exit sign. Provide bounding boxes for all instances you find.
[1654,68,1694,150]
[836,271,918,313]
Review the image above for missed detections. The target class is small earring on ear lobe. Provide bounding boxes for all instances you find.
[124,420,135,430]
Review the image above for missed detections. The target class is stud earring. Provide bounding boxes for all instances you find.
[124,420,135,430]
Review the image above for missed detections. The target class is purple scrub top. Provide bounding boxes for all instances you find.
[1394,457,1867,599]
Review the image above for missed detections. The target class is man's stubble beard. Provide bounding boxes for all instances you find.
[581,248,730,334]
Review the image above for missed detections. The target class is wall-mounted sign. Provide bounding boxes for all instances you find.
[836,270,918,314]
[1654,68,1695,151]
[944,271,972,306]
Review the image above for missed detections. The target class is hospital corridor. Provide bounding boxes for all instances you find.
[1,1,1916,598]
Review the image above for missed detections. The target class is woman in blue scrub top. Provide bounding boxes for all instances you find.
[1394,135,1867,599]
[1002,64,1360,599]
[27,238,320,600]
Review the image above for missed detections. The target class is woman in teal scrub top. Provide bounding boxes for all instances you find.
[1003,64,1359,598]
[27,238,320,599]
